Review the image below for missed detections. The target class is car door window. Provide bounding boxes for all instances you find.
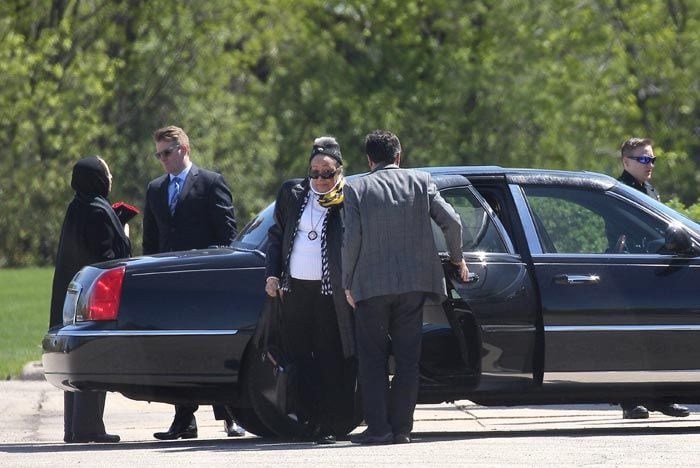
[432,187,508,253]
[523,186,667,254]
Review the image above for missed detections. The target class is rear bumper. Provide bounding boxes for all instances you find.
[42,326,251,405]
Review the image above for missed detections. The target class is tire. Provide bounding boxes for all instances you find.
[327,357,363,437]
[229,405,275,438]
[230,344,281,438]
[245,342,362,438]
[245,342,305,438]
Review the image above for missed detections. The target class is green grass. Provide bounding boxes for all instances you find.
[0,267,53,379]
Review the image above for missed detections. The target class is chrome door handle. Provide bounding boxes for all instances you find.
[451,271,480,285]
[554,274,600,285]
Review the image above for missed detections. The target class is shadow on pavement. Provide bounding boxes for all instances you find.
[0,437,317,454]
[413,424,700,443]
[4,424,700,454]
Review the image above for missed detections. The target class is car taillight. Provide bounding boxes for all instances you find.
[84,266,125,321]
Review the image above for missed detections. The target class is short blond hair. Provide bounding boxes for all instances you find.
[154,125,190,148]
[620,137,652,159]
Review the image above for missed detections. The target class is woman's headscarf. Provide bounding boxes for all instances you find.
[70,156,109,198]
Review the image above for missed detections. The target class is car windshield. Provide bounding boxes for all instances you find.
[232,203,275,251]
[615,183,700,233]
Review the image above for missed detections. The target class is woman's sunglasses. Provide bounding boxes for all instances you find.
[626,156,656,165]
[309,169,338,179]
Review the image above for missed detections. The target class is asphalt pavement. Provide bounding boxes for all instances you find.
[3,363,700,467]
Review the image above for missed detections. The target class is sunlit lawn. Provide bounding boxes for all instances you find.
[0,268,52,379]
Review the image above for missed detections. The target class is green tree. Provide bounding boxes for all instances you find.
[1,0,698,266]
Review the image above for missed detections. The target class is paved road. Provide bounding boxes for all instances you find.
[2,379,700,467]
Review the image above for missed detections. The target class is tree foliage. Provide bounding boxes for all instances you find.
[1,0,698,266]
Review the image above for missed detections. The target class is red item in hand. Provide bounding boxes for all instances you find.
[112,202,140,224]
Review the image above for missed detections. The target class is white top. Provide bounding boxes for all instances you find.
[289,194,328,280]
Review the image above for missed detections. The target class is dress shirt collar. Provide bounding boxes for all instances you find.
[370,162,400,173]
[170,163,192,183]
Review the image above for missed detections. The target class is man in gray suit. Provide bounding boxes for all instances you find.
[342,130,469,444]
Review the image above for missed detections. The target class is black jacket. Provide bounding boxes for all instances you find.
[142,164,237,254]
[50,194,131,328]
[266,178,355,357]
[618,170,660,201]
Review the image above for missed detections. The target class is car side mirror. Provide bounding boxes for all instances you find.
[665,224,693,255]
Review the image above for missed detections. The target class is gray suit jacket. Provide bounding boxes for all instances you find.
[342,164,463,303]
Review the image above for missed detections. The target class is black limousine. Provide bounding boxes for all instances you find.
[43,166,700,437]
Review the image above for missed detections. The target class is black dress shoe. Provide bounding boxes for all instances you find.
[154,417,198,440]
[653,403,690,418]
[71,433,120,443]
[315,434,337,445]
[393,433,411,444]
[350,430,393,445]
[622,405,649,419]
[224,419,246,437]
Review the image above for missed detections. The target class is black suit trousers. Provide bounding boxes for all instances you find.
[354,291,425,436]
[173,404,232,424]
[64,390,107,437]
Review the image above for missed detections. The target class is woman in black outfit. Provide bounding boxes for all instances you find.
[265,137,356,444]
[49,156,131,443]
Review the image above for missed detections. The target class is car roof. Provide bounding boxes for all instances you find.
[417,166,617,191]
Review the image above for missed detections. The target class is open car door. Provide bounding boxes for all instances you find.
[422,174,539,392]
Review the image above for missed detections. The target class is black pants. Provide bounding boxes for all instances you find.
[172,404,232,425]
[64,390,107,437]
[354,291,425,436]
[283,278,345,433]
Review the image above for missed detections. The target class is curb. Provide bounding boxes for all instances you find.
[20,361,45,381]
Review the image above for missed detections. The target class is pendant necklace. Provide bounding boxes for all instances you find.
[307,196,326,241]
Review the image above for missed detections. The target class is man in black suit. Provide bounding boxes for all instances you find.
[143,125,244,439]
[616,137,690,420]
[143,126,237,254]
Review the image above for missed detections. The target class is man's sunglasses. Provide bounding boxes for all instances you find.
[308,169,338,180]
[153,143,181,160]
[626,156,656,165]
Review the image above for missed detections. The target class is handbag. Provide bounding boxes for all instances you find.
[252,296,298,415]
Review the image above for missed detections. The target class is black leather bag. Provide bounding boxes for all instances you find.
[252,296,298,415]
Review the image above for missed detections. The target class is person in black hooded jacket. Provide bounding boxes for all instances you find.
[49,156,131,443]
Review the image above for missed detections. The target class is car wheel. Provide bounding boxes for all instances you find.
[245,342,362,438]
[326,357,363,437]
[229,406,275,438]
[245,342,305,438]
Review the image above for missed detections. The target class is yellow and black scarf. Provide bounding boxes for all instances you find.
[317,176,345,208]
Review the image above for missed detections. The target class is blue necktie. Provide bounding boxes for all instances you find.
[169,177,181,215]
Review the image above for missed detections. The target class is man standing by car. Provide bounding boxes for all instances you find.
[617,137,690,420]
[342,130,469,444]
[618,137,660,201]
[143,125,244,439]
